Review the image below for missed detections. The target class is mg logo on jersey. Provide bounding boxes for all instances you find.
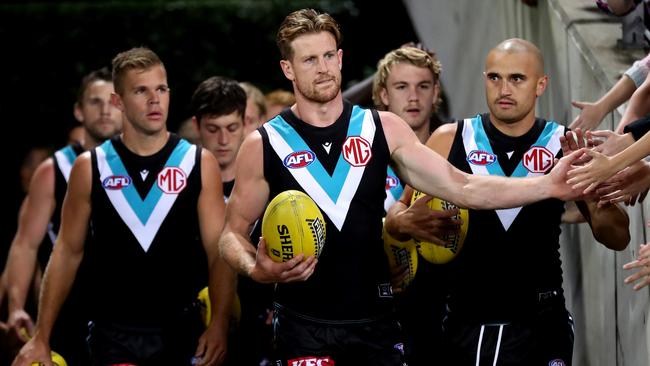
[467,150,496,166]
[548,360,566,366]
[287,356,335,366]
[157,167,187,194]
[284,150,315,169]
[102,175,131,190]
[342,136,372,167]
[386,175,400,189]
[523,146,553,173]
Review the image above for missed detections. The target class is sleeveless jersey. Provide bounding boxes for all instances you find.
[445,114,566,321]
[87,134,207,327]
[260,102,393,322]
[36,143,84,270]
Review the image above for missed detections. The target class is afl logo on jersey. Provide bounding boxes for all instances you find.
[467,150,496,166]
[548,360,566,366]
[283,150,315,169]
[157,167,187,194]
[386,175,400,190]
[523,146,553,173]
[102,175,131,190]
[343,136,372,167]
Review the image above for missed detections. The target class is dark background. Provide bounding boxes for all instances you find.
[0,0,417,269]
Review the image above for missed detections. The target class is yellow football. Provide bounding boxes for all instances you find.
[262,190,326,262]
[197,286,241,328]
[31,351,67,366]
[410,190,469,264]
[383,223,418,287]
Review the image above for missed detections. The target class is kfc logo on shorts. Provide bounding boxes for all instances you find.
[342,136,372,167]
[102,175,131,190]
[548,360,566,366]
[467,150,496,166]
[284,150,316,169]
[523,146,554,173]
[157,167,187,194]
[288,356,335,366]
[386,175,400,189]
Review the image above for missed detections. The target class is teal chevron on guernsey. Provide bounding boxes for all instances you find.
[54,145,79,182]
[462,114,564,230]
[264,106,376,230]
[95,139,196,252]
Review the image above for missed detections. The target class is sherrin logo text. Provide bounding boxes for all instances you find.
[284,150,315,169]
[467,150,496,166]
[102,175,131,190]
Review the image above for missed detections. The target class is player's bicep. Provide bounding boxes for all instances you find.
[14,160,56,248]
[198,149,226,256]
[226,132,269,235]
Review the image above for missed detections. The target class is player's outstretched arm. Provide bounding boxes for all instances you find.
[218,132,316,284]
[195,149,232,366]
[13,153,92,366]
[382,111,582,210]
[5,159,56,340]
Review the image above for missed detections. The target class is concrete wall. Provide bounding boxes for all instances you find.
[403,0,649,364]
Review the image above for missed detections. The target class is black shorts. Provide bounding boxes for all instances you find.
[87,304,204,366]
[272,304,408,366]
[50,306,90,366]
[441,292,574,366]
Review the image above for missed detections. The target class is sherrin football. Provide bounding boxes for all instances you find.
[383,222,418,287]
[410,190,469,264]
[262,190,326,262]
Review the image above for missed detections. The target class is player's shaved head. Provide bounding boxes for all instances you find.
[488,38,544,76]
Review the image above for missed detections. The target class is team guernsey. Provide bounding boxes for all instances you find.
[36,143,84,268]
[260,102,393,322]
[446,113,566,319]
[87,134,207,327]
[384,166,404,212]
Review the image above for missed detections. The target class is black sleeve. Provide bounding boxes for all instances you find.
[623,114,650,141]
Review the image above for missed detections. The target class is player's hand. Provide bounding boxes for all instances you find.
[8,309,34,342]
[397,194,462,246]
[11,335,52,366]
[251,238,317,284]
[548,149,588,201]
[194,320,228,366]
[389,264,410,293]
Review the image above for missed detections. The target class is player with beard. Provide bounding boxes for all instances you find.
[219,10,585,366]
[4,67,122,365]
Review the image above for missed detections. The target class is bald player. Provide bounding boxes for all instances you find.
[386,38,630,365]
